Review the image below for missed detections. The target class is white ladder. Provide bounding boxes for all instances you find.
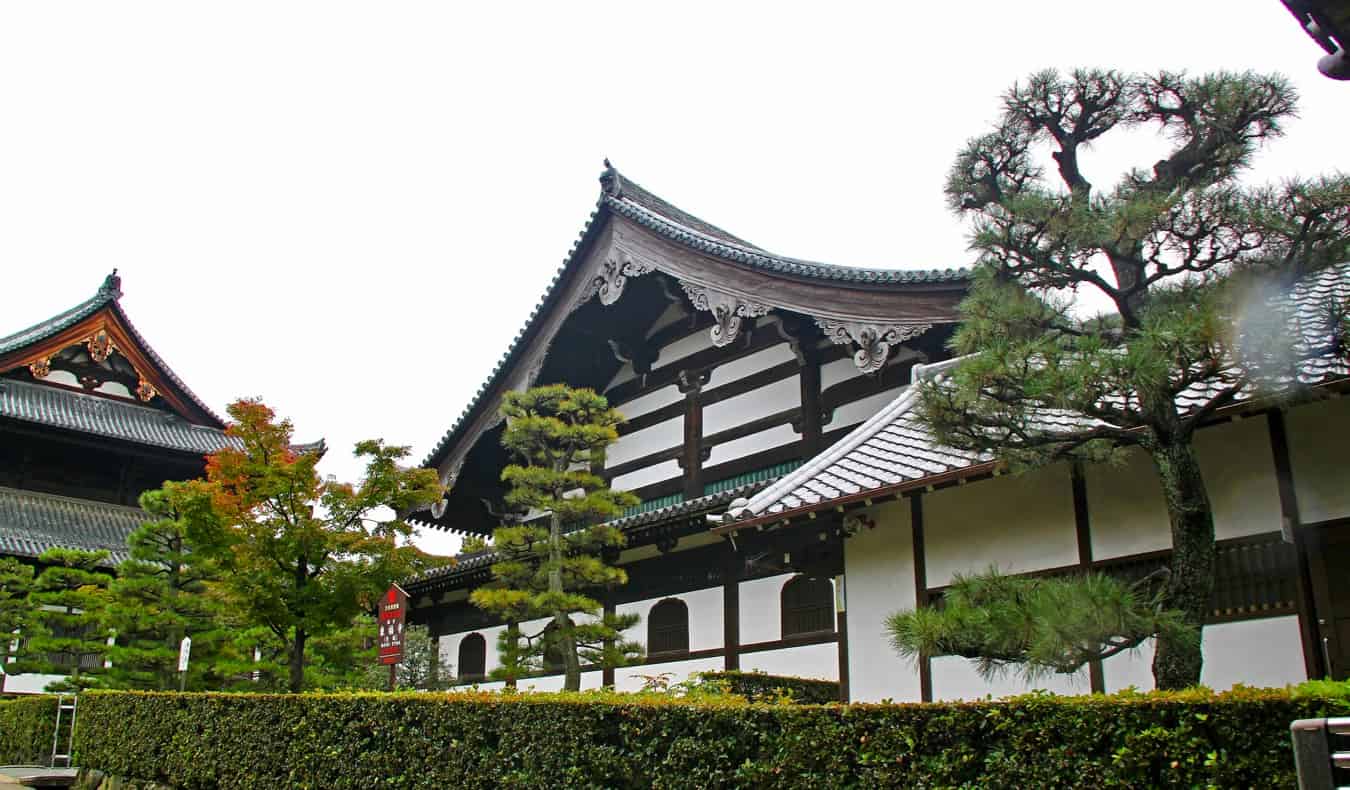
[49,694,77,768]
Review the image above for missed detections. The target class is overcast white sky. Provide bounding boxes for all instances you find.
[2,3,1345,555]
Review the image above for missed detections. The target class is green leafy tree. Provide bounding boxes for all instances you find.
[470,384,642,691]
[104,482,229,690]
[17,548,113,691]
[887,568,1194,681]
[919,68,1350,689]
[191,399,443,692]
[0,557,34,668]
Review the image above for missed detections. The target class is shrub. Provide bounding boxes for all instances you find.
[20,686,1346,788]
[0,695,57,766]
[696,671,841,704]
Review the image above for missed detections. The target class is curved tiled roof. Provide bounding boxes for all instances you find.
[0,377,237,455]
[419,164,968,470]
[0,486,143,566]
[0,272,227,428]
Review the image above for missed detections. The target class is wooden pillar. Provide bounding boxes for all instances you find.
[678,371,709,500]
[722,544,741,670]
[1267,409,1324,679]
[798,347,823,458]
[1071,462,1106,694]
[835,571,849,702]
[602,598,617,688]
[911,494,932,702]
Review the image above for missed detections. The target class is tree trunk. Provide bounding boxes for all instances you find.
[289,627,306,693]
[1148,439,1216,690]
[548,512,582,691]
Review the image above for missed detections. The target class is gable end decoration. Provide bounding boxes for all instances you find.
[679,281,772,348]
[815,318,934,375]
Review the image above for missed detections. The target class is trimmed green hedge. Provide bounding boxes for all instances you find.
[0,695,57,766]
[698,671,841,704]
[39,686,1350,788]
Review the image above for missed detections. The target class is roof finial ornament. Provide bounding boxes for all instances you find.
[99,269,123,300]
[599,158,624,198]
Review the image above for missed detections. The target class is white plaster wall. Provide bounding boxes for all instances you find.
[739,573,797,645]
[654,331,713,370]
[707,343,796,389]
[613,384,681,421]
[615,586,722,653]
[931,657,1090,701]
[606,415,682,468]
[925,465,1078,587]
[707,424,798,468]
[740,643,839,681]
[1287,397,1350,524]
[820,357,863,391]
[1195,418,1281,541]
[0,671,64,694]
[1103,617,1307,692]
[842,500,922,702]
[644,301,687,339]
[611,459,680,493]
[703,377,799,436]
[613,656,723,692]
[1087,449,1172,560]
[830,388,903,430]
[606,363,636,391]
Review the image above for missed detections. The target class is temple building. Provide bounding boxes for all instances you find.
[0,273,238,693]
[405,166,1350,700]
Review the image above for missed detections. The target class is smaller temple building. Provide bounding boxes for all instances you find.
[0,273,238,693]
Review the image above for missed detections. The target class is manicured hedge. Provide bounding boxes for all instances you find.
[0,695,57,766]
[46,686,1350,788]
[698,671,841,704]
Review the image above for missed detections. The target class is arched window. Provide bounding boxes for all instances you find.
[781,575,835,638]
[647,598,690,656]
[457,633,486,682]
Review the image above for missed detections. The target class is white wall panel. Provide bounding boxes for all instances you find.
[1104,617,1307,692]
[740,643,839,681]
[0,671,64,694]
[703,377,799,437]
[739,573,795,645]
[654,331,713,370]
[842,500,922,702]
[925,465,1077,587]
[707,343,796,389]
[611,459,681,493]
[606,416,682,467]
[830,388,902,430]
[614,384,681,421]
[606,363,636,391]
[613,656,723,692]
[1102,639,1156,693]
[1288,397,1350,524]
[1087,449,1172,560]
[820,357,864,391]
[931,656,1090,701]
[706,424,798,468]
[1196,418,1281,541]
[615,586,722,652]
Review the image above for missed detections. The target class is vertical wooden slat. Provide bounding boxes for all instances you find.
[911,494,932,703]
[1071,463,1106,694]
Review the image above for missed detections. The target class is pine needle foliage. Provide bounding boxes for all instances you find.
[920,68,1349,689]
[17,548,114,691]
[886,567,1195,682]
[470,384,642,691]
[0,557,33,666]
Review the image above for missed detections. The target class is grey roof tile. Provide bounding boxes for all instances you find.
[0,378,237,455]
[0,486,142,565]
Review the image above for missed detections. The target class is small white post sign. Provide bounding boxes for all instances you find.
[178,636,192,691]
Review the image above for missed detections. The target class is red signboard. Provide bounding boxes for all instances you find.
[378,584,408,666]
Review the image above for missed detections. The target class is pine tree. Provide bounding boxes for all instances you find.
[470,384,643,691]
[104,482,229,690]
[917,68,1349,688]
[18,548,114,691]
[0,557,34,668]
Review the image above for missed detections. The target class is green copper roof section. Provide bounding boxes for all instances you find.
[703,460,805,496]
[0,485,142,565]
[621,492,684,518]
[0,378,237,455]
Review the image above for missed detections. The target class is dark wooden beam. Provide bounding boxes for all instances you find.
[1267,408,1324,679]
[723,545,741,671]
[603,597,617,688]
[798,347,823,458]
[911,494,932,703]
[678,370,708,500]
[1071,462,1105,694]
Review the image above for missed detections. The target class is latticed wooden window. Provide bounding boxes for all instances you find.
[457,633,486,681]
[647,598,690,655]
[781,575,835,638]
